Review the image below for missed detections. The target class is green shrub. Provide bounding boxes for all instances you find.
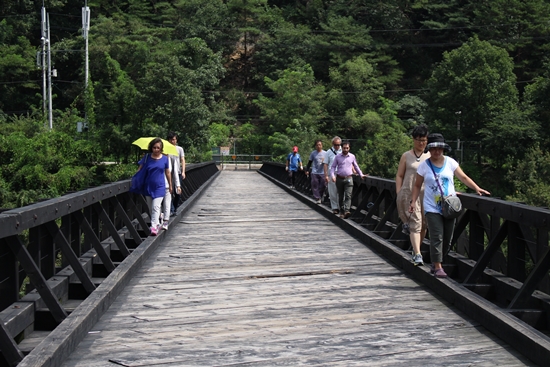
[91,163,137,184]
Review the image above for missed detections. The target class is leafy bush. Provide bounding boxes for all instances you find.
[91,163,137,184]
[0,128,101,208]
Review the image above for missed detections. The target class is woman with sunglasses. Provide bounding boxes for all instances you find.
[396,124,430,266]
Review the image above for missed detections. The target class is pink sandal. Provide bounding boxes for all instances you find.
[434,268,447,278]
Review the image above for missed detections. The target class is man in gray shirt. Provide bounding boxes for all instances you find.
[305,140,326,204]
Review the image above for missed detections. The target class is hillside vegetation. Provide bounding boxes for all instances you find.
[1,0,550,208]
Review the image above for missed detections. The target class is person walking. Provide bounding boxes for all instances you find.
[409,133,490,278]
[329,140,367,218]
[286,146,303,189]
[324,136,342,214]
[160,153,181,231]
[137,138,172,236]
[168,132,185,215]
[305,140,326,204]
[396,124,430,266]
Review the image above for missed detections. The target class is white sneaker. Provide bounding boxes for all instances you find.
[161,222,168,231]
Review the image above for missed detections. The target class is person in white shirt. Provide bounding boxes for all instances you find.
[168,132,185,214]
[323,136,342,214]
[409,133,490,278]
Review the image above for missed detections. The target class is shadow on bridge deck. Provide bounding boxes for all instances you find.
[59,171,532,366]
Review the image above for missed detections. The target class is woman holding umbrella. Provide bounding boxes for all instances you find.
[137,138,172,235]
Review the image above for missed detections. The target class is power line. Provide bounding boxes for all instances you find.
[48,12,82,18]
[0,80,40,85]
[6,11,547,38]
[0,14,34,19]
[1,110,34,114]
[201,88,430,94]
[88,19,550,34]
[4,13,547,51]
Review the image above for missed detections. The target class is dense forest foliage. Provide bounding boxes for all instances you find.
[1,0,550,209]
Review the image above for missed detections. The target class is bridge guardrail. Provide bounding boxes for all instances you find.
[260,161,550,365]
[0,161,219,367]
[212,154,273,170]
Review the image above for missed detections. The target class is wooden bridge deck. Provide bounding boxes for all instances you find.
[60,171,533,366]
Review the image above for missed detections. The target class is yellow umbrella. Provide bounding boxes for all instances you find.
[132,137,179,156]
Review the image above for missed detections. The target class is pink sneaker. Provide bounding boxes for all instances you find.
[150,225,158,236]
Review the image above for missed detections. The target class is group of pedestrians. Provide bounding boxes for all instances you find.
[287,137,366,219]
[135,133,186,236]
[290,126,490,278]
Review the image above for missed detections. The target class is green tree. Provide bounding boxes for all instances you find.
[254,64,326,135]
[479,110,538,169]
[208,122,231,148]
[507,146,550,208]
[426,36,518,164]
[252,19,314,83]
[0,21,38,114]
[477,109,539,198]
[395,94,428,129]
[93,54,138,161]
[0,127,101,208]
[338,108,384,143]
[355,98,408,179]
[235,122,262,154]
[472,0,550,82]
[266,123,323,162]
[325,56,384,115]
[172,0,234,54]
[135,39,226,149]
[359,125,411,179]
[225,0,270,88]
[523,62,550,148]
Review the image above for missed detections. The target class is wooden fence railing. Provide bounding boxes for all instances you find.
[260,161,550,365]
[0,162,219,367]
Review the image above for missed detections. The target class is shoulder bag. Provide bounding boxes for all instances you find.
[428,160,462,219]
[129,154,149,196]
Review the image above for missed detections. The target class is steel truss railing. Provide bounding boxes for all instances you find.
[0,162,219,367]
[260,161,550,365]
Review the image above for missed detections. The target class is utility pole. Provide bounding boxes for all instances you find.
[39,3,55,130]
[82,2,90,128]
[41,5,47,124]
[47,13,53,130]
[455,111,462,163]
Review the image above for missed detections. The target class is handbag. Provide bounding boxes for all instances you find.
[428,160,462,219]
[129,154,149,196]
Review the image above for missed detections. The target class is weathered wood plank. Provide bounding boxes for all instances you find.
[59,171,533,367]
